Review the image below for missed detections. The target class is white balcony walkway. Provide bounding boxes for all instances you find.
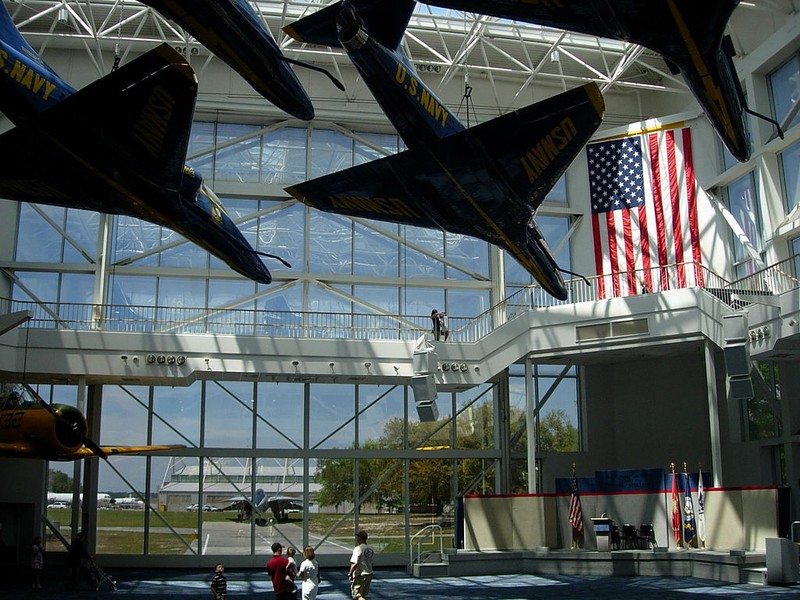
[0,260,797,388]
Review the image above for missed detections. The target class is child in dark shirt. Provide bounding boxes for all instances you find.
[211,563,227,600]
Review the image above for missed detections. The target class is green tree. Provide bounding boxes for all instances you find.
[747,361,780,440]
[48,469,73,492]
[315,404,579,510]
[538,409,579,452]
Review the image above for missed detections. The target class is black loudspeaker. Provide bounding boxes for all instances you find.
[729,376,755,400]
[412,374,439,422]
[723,345,751,378]
[722,313,753,400]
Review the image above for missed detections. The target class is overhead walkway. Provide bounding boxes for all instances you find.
[0,259,797,388]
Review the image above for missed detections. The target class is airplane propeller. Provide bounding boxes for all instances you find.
[32,389,108,460]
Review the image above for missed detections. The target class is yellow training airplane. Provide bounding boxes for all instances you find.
[0,384,184,460]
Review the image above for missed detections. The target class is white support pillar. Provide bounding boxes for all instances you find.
[525,358,537,493]
[704,341,724,487]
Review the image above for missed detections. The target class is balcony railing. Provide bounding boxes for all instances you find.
[3,257,797,343]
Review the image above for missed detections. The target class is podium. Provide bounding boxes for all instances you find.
[591,517,614,551]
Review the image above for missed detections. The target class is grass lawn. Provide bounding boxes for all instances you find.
[45,509,453,555]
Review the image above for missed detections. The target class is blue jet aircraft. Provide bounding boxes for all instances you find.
[0,4,287,283]
[420,0,752,162]
[284,0,604,300]
[140,0,344,120]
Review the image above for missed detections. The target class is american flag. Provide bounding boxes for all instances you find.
[587,127,704,299]
[568,476,584,536]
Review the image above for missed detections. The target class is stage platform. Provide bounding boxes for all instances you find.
[413,548,771,585]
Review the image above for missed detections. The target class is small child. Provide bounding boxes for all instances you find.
[31,535,44,589]
[286,547,298,594]
[210,563,227,600]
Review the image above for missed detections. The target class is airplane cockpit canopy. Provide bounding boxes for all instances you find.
[0,384,41,411]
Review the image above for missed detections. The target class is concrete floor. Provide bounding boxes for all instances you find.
[8,566,800,600]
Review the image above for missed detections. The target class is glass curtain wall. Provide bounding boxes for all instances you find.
[21,114,580,562]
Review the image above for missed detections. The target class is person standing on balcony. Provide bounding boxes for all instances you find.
[431,309,449,341]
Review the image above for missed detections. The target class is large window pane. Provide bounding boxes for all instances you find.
[262,127,307,185]
[354,221,399,277]
[310,384,355,449]
[769,54,800,130]
[152,384,201,448]
[256,201,306,272]
[308,211,353,274]
[215,123,261,183]
[354,132,398,165]
[400,226,445,278]
[256,383,304,450]
[112,216,161,267]
[726,172,763,276]
[187,121,216,175]
[204,382,255,448]
[444,233,489,280]
[63,209,99,264]
[780,139,800,213]
[16,204,65,263]
[793,237,800,277]
[310,129,353,177]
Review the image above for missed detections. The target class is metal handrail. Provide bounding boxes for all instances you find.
[2,256,798,343]
[409,523,443,567]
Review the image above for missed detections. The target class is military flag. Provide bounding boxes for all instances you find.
[697,470,706,547]
[683,471,697,546]
[671,466,681,545]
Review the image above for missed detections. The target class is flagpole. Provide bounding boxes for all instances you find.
[683,462,691,549]
[697,462,706,549]
[571,463,577,550]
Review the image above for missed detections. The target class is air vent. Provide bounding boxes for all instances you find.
[577,318,649,341]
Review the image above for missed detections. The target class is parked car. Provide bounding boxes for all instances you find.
[47,501,69,509]
[186,503,222,512]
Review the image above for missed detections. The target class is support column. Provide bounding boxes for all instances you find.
[82,381,103,554]
[704,341,724,487]
[525,358,537,493]
[495,371,511,493]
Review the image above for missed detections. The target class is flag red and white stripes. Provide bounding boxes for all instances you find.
[588,127,704,299]
[569,476,584,536]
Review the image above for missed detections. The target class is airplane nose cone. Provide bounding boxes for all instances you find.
[239,258,273,285]
[288,97,315,122]
[54,405,87,448]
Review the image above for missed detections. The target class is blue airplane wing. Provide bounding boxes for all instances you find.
[288,83,604,299]
[140,0,316,120]
[422,0,750,161]
[0,44,195,216]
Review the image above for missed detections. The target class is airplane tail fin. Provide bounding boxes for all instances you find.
[54,44,195,192]
[0,44,197,204]
[255,488,267,511]
[284,0,414,50]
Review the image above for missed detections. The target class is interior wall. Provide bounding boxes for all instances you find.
[0,457,46,562]
[584,348,713,470]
